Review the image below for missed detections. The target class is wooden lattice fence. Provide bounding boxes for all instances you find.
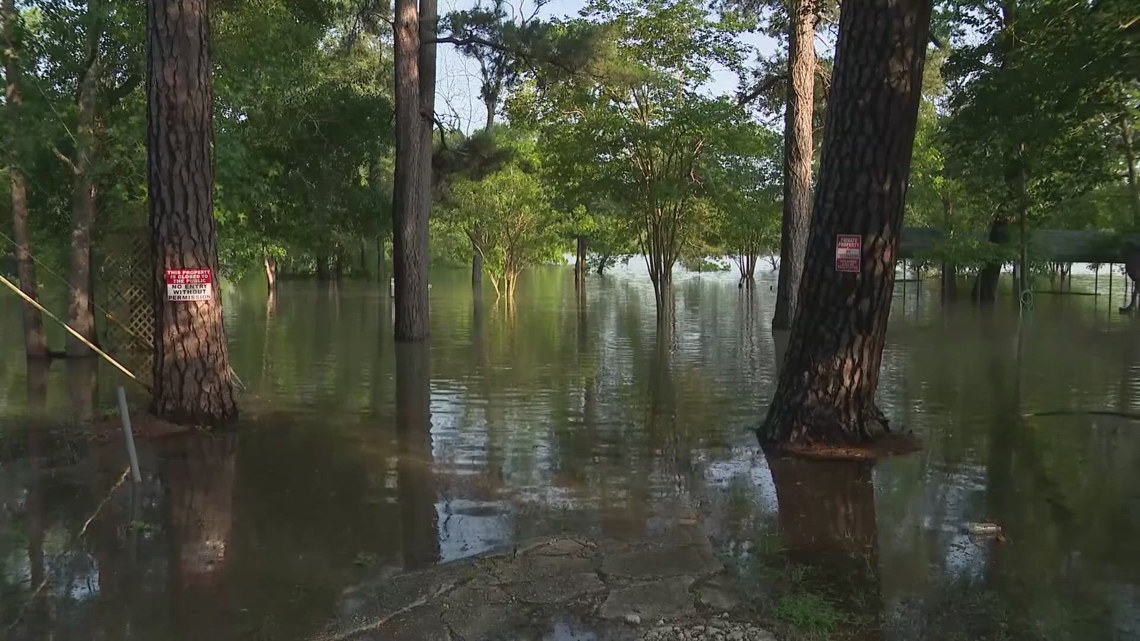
[95,227,153,386]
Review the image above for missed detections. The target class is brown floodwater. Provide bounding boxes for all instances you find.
[1,266,1139,640]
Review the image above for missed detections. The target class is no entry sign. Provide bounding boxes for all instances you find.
[835,235,862,273]
[165,268,213,302]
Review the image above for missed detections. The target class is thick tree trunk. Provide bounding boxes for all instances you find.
[315,253,330,281]
[147,0,238,424]
[3,0,49,359]
[391,0,430,341]
[68,20,101,357]
[762,0,932,451]
[973,218,1008,302]
[575,235,587,290]
[395,343,439,568]
[771,0,816,330]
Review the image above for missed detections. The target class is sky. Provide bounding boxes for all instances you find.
[433,0,783,134]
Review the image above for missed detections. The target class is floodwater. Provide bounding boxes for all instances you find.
[1,265,1139,641]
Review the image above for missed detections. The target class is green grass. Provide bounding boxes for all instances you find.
[774,591,844,634]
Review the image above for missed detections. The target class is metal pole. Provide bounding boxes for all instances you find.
[0,273,148,389]
[117,386,143,483]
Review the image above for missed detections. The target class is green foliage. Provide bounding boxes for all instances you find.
[438,136,562,298]
[521,0,763,304]
[774,591,844,634]
[942,0,1137,228]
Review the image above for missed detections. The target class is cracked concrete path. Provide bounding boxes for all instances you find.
[314,522,774,641]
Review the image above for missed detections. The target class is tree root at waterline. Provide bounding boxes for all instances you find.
[759,401,921,460]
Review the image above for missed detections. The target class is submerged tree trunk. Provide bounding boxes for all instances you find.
[472,233,483,289]
[1119,113,1139,230]
[973,218,1009,302]
[762,0,932,451]
[575,235,587,290]
[3,0,49,359]
[315,253,330,281]
[772,0,816,330]
[391,0,430,341]
[940,189,957,301]
[264,255,277,294]
[68,18,102,357]
[377,232,389,285]
[147,0,238,424]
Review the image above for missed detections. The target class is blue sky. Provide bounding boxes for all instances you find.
[434,0,784,133]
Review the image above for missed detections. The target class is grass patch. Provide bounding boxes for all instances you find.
[774,591,844,634]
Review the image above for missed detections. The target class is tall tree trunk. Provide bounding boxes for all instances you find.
[575,235,587,290]
[940,188,957,301]
[391,0,430,341]
[3,0,49,359]
[68,14,102,357]
[147,0,238,424]
[761,0,932,451]
[772,0,816,330]
[471,232,483,289]
[1119,113,1139,230]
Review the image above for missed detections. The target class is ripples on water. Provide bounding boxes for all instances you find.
[1,265,1139,640]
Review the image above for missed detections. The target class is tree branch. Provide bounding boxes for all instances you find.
[52,146,80,176]
[736,72,786,108]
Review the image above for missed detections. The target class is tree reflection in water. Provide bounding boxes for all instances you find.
[162,434,238,638]
[396,342,439,570]
[767,455,882,639]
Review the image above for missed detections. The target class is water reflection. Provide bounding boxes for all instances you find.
[163,434,238,637]
[0,269,1139,640]
[396,343,439,569]
[768,457,882,637]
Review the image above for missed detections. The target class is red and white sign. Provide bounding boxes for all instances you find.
[165,268,213,302]
[835,235,862,273]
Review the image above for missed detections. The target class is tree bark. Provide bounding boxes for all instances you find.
[973,218,1008,302]
[471,232,483,289]
[3,0,49,359]
[771,0,816,330]
[575,234,587,290]
[391,0,430,341]
[68,9,102,357]
[1119,113,1139,230]
[264,255,277,294]
[147,0,238,424]
[761,0,932,450]
[377,232,388,284]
